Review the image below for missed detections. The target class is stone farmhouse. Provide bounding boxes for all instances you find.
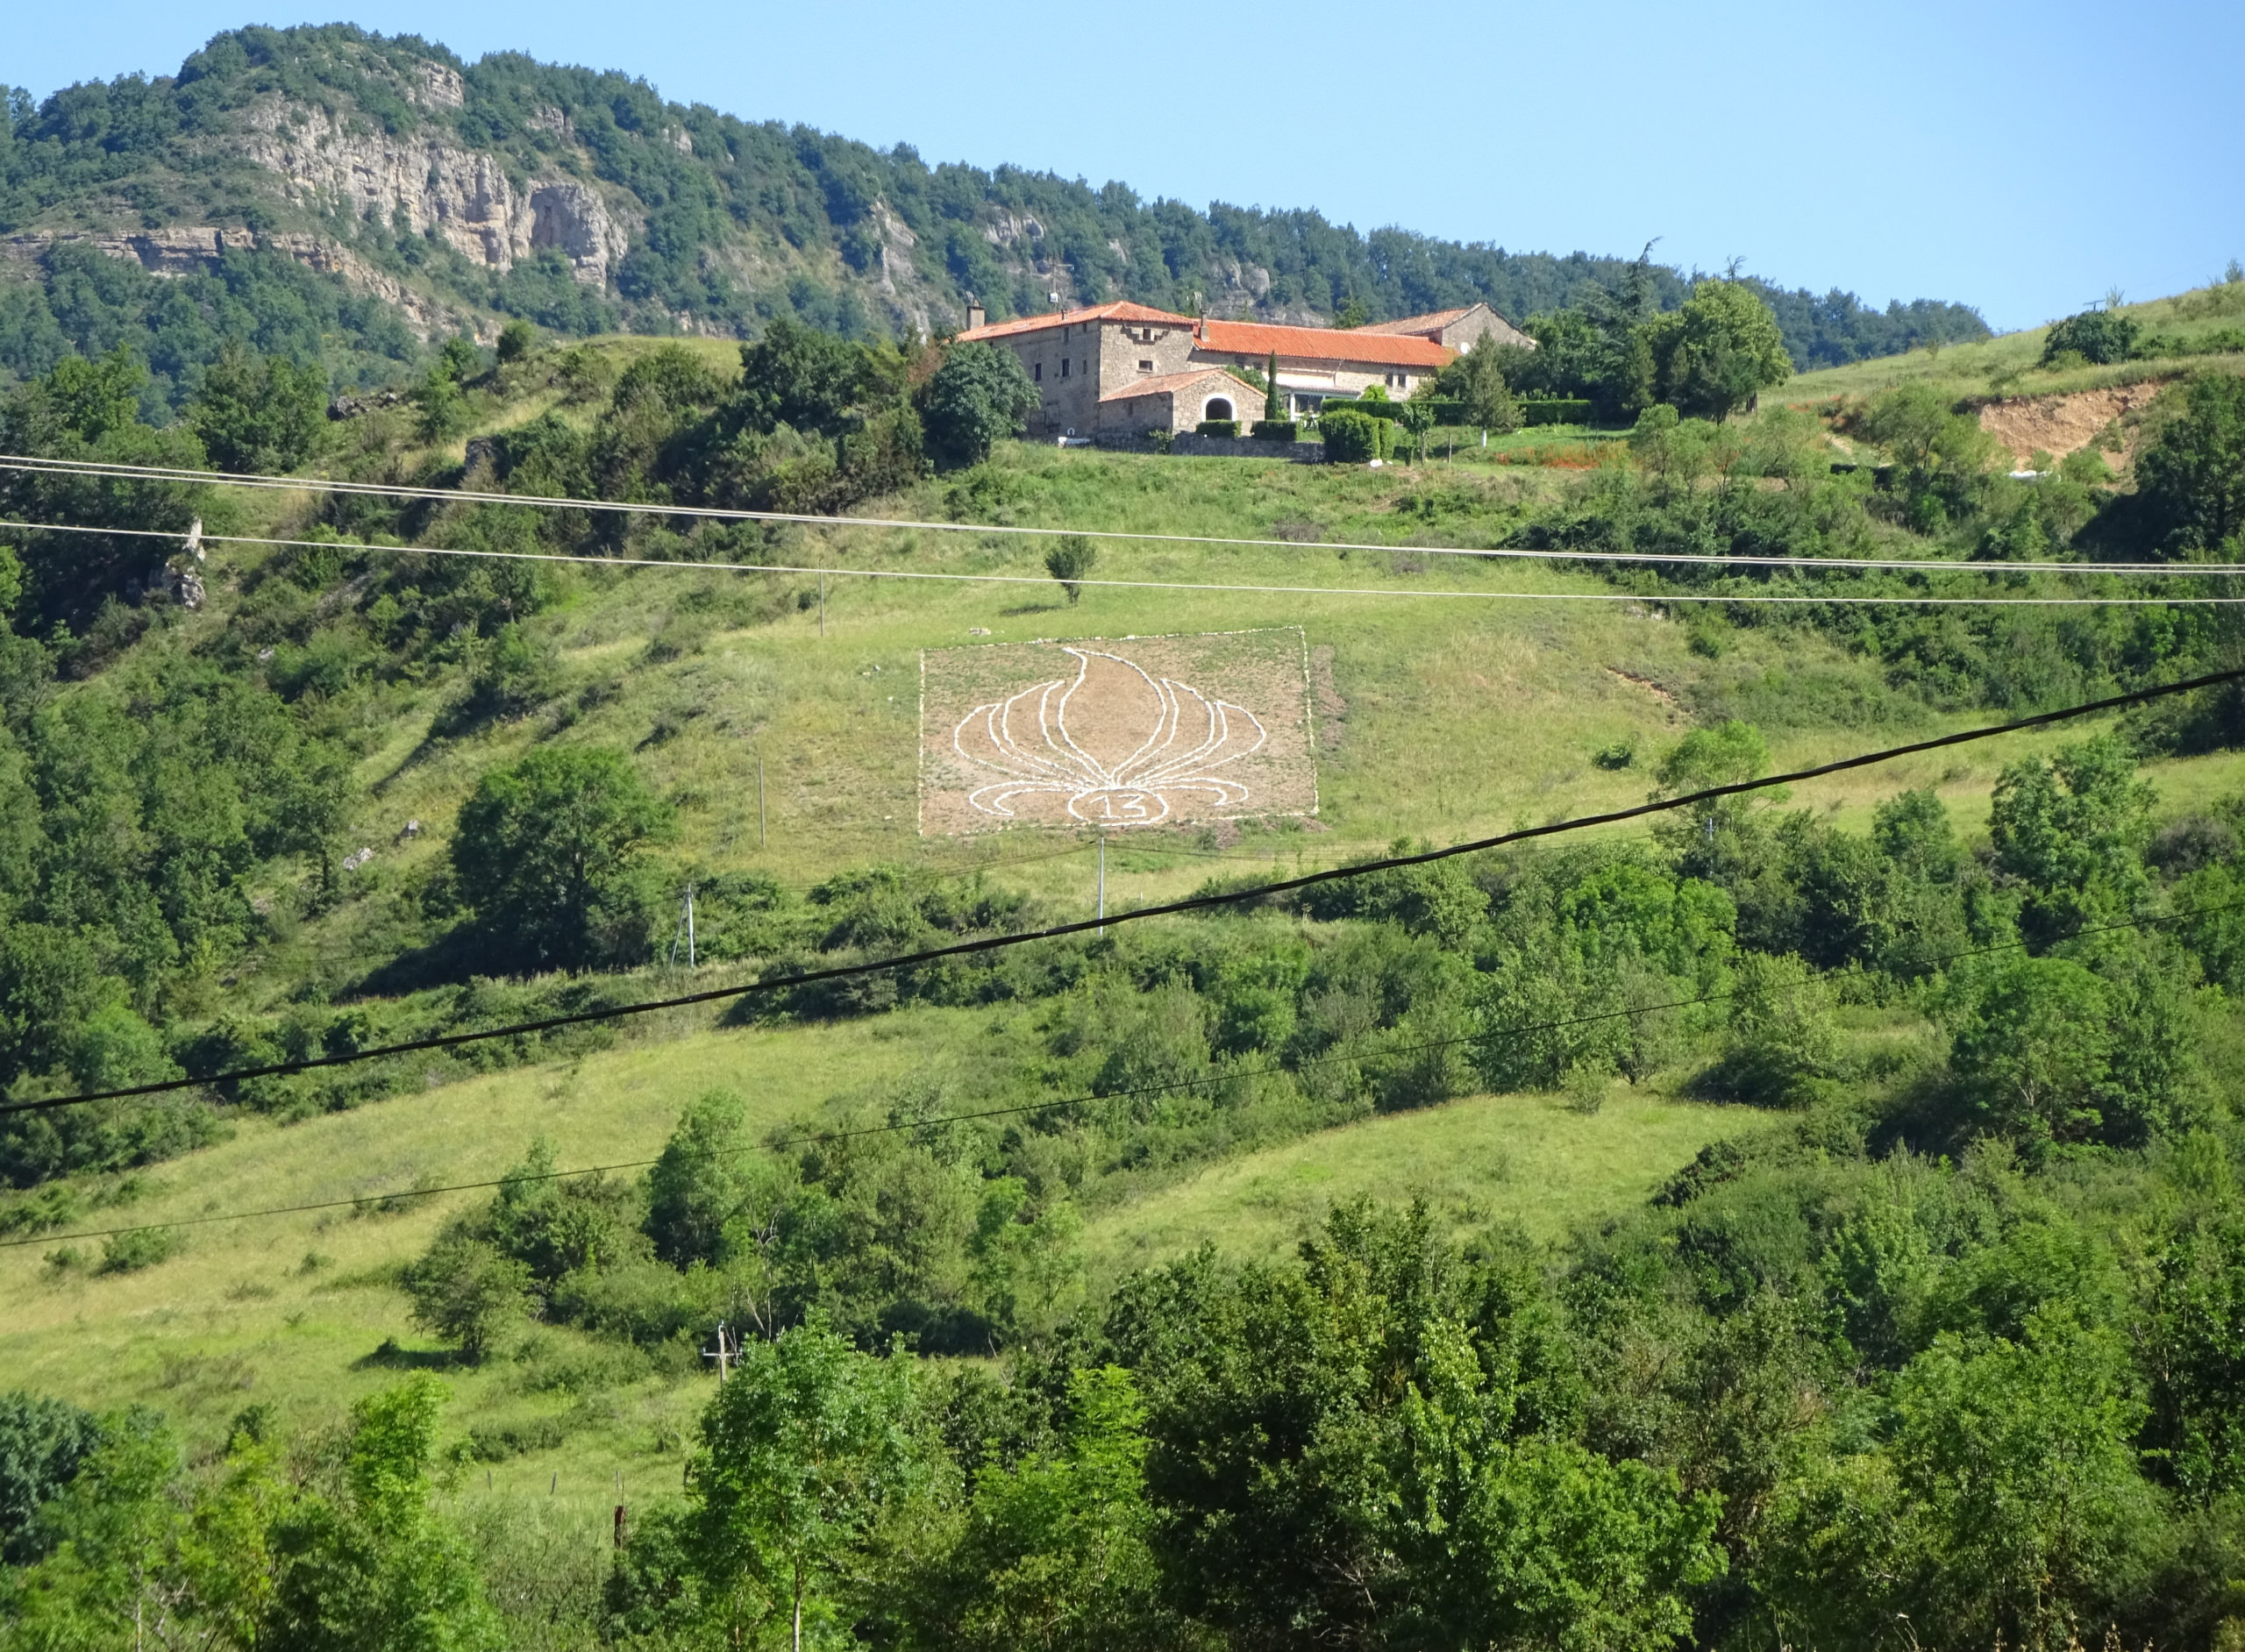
[955,300,1533,441]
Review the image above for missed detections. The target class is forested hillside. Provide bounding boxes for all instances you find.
[0,23,1989,412]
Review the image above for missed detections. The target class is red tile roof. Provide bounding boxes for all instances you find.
[1100,367,1262,403]
[957,301,1194,343]
[1354,306,1478,336]
[1194,318,1455,368]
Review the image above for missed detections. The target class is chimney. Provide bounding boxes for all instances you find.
[965,298,986,331]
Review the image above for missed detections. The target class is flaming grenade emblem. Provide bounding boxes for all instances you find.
[952,647,1268,827]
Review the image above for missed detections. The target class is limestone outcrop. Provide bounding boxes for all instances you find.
[239,96,632,287]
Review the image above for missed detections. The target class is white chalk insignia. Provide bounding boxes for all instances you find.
[951,647,1267,827]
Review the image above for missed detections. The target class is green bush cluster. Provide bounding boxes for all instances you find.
[1521,396,1595,424]
[1319,407,1393,463]
[2041,308,2142,367]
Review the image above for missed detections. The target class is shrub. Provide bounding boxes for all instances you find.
[1697,953,1842,1107]
[1195,419,1238,438]
[2041,310,2141,367]
[401,1235,532,1361]
[96,1225,180,1274]
[1044,535,1097,603]
[495,318,538,364]
[1521,398,1595,425]
[1322,408,1379,463]
[1251,421,1299,442]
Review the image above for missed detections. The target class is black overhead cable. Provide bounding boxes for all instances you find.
[2,659,2240,1123]
[4,894,2227,1254]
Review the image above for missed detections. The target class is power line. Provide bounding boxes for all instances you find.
[7,894,2226,1254]
[6,516,2245,610]
[4,660,2241,1122]
[3,451,2240,580]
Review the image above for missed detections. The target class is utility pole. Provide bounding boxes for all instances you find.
[670,885,697,967]
[758,756,767,849]
[818,574,825,637]
[1096,829,1106,935]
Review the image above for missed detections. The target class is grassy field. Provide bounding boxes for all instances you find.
[1781,279,2245,409]
[1083,1080,1750,1283]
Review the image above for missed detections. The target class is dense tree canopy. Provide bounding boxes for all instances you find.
[450,744,673,974]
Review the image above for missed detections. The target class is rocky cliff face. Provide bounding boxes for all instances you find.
[239,96,633,288]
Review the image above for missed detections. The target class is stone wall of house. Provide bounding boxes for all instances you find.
[986,319,1107,438]
[1103,373,1265,437]
[1437,309,1534,352]
[1096,317,1196,397]
[1097,388,1175,441]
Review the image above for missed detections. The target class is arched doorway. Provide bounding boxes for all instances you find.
[1203,396,1234,423]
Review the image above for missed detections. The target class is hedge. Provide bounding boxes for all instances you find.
[1324,395,1593,428]
[1195,419,1239,438]
[1521,399,1594,425]
[1323,396,1474,426]
[1251,420,1299,442]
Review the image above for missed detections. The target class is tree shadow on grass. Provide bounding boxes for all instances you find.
[349,922,488,996]
[354,1336,464,1371]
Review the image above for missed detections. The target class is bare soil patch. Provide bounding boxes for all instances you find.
[1605,666,1685,720]
[1978,382,2169,466]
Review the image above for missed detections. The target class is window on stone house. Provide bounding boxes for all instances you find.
[1061,359,1070,378]
[1034,362,1043,381]
[1139,360,1153,372]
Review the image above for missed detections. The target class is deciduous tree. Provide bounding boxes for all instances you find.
[689,1315,922,1652]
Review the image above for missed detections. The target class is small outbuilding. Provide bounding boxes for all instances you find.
[1100,368,1267,438]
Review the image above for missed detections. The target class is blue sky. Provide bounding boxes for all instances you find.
[11,0,2241,332]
